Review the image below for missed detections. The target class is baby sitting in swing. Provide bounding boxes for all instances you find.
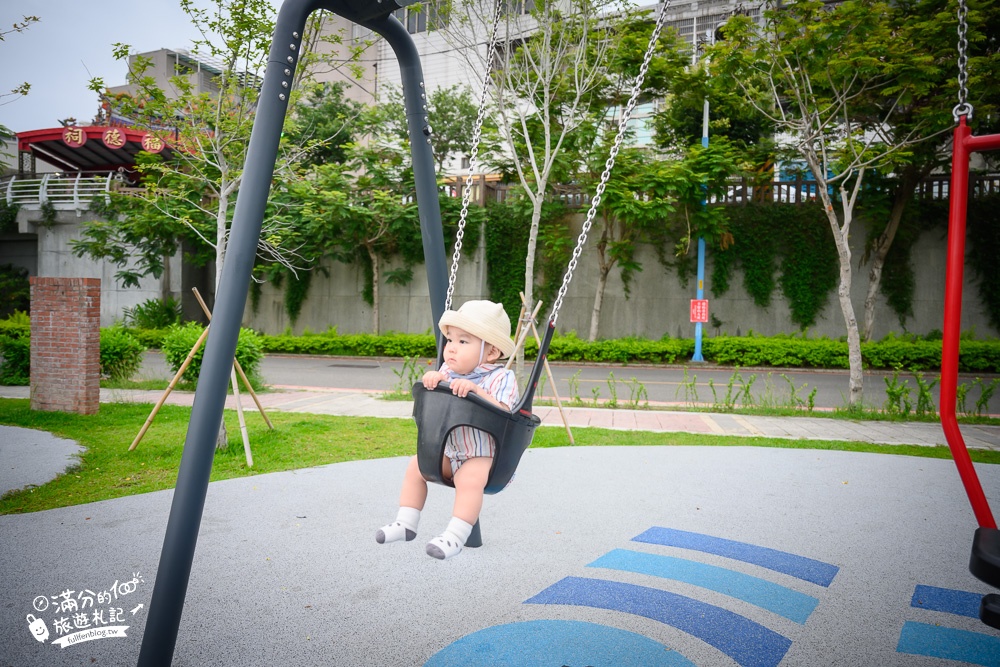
[376,299,519,560]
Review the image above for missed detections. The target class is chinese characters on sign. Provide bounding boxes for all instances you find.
[25,573,145,649]
[102,128,127,150]
[61,127,87,148]
[690,299,709,324]
[141,133,165,153]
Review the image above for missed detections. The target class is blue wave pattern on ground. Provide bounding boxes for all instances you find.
[423,619,696,667]
[910,584,984,618]
[588,549,819,624]
[632,527,839,586]
[525,576,791,667]
[897,621,1000,667]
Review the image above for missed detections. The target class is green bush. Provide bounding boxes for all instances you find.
[122,297,183,329]
[99,327,146,381]
[0,311,30,385]
[253,327,1000,372]
[0,264,30,318]
[0,335,29,385]
[126,327,170,349]
[259,329,437,358]
[162,323,265,388]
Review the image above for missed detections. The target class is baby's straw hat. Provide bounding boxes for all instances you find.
[438,300,515,358]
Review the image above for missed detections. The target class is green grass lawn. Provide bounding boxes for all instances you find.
[1,397,997,515]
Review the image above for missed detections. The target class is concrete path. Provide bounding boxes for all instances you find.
[2,385,999,666]
[2,447,999,666]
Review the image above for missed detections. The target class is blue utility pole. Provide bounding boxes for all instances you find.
[692,56,710,362]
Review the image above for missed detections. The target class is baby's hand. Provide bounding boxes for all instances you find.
[449,378,479,398]
[422,370,447,390]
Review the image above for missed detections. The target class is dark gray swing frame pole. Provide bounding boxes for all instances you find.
[137,1,445,664]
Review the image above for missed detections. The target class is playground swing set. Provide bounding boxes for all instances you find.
[940,0,1000,632]
[133,0,997,664]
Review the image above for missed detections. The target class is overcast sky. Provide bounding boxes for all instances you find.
[0,1,207,133]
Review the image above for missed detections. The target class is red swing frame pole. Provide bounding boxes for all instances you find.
[940,116,1000,529]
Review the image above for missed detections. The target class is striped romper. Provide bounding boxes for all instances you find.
[439,362,520,477]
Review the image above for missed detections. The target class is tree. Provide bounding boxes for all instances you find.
[859,0,1000,340]
[439,0,635,326]
[716,0,943,407]
[295,139,422,334]
[374,84,488,173]
[75,1,352,296]
[284,80,365,168]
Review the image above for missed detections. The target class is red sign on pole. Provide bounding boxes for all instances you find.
[690,299,709,323]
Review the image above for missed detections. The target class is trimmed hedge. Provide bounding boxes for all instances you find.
[116,325,1000,373]
[258,330,438,358]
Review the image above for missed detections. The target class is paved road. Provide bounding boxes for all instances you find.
[140,351,1000,414]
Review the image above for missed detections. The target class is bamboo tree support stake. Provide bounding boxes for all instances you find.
[506,299,543,372]
[230,367,254,468]
[511,303,527,348]
[192,287,273,430]
[128,325,210,451]
[519,292,574,445]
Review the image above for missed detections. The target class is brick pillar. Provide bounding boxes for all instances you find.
[29,277,101,414]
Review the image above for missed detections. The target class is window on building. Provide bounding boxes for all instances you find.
[393,3,448,34]
[352,23,373,43]
[503,0,535,15]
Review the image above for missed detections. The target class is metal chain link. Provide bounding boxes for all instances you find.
[953,0,973,121]
[550,1,671,324]
[444,0,504,313]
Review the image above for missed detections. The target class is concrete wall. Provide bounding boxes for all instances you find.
[242,213,994,340]
[17,209,180,327]
[12,205,988,341]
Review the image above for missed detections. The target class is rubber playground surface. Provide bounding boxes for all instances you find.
[2,442,1000,666]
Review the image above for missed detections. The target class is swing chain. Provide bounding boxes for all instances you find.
[444,0,504,313]
[550,1,670,325]
[953,0,973,122]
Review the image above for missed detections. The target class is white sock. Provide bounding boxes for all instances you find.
[426,517,474,560]
[375,507,420,544]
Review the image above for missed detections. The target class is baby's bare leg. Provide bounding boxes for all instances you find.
[375,456,426,544]
[451,457,492,524]
[398,455,428,510]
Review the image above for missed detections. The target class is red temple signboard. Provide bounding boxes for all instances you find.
[102,127,127,149]
[61,127,87,148]
[141,133,166,153]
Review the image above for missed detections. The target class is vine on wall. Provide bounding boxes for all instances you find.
[874,197,946,329]
[967,193,1000,334]
[483,199,571,321]
[711,203,838,329]
[484,201,531,322]
[0,201,19,234]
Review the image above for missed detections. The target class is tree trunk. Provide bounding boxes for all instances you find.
[517,194,545,380]
[826,203,864,408]
[862,170,921,341]
[214,191,230,449]
[589,266,610,342]
[589,229,612,342]
[522,195,544,317]
[367,244,380,335]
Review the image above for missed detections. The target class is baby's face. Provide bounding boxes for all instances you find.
[443,326,490,375]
